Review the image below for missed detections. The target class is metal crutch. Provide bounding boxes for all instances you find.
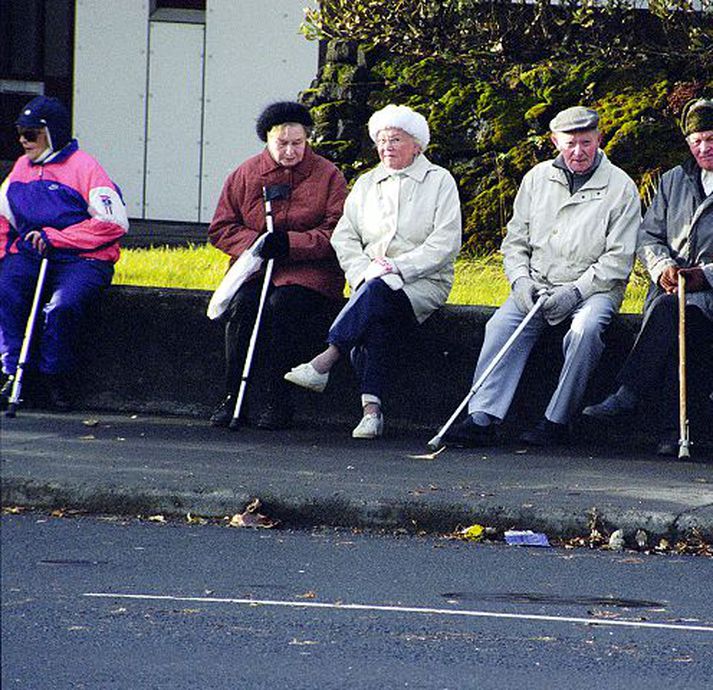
[677,272,691,459]
[427,292,548,450]
[6,256,49,418]
[229,184,290,429]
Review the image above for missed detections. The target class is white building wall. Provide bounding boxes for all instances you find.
[144,21,205,221]
[73,0,318,223]
[200,0,318,221]
[73,1,149,217]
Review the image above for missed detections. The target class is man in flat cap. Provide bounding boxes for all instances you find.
[442,105,641,447]
[583,98,713,455]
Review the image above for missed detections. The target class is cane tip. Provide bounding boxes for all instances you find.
[426,437,443,452]
[5,406,17,418]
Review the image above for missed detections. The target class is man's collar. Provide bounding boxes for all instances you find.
[29,139,78,166]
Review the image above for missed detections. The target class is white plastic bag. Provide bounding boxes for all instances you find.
[206,237,265,320]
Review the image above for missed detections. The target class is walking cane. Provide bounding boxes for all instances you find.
[427,292,548,450]
[678,272,691,459]
[229,184,290,429]
[6,255,50,418]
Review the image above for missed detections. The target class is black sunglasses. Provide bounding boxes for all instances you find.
[17,127,43,142]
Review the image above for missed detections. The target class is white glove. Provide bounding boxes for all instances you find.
[542,284,582,325]
[362,257,399,284]
[511,277,538,313]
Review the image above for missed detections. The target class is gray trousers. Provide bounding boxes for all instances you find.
[467,293,617,424]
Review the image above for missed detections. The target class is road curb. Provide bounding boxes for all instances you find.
[3,477,711,545]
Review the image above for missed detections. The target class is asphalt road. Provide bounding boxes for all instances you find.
[2,514,713,690]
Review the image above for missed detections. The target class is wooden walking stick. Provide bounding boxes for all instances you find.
[678,272,691,459]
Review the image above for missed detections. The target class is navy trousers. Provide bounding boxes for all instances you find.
[0,252,113,376]
[327,278,417,400]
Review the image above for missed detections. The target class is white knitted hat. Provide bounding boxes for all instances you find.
[368,104,430,150]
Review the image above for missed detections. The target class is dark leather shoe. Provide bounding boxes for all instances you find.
[210,395,245,427]
[0,374,14,410]
[255,402,293,430]
[45,374,74,411]
[656,432,679,457]
[441,417,496,448]
[1,374,13,398]
[519,418,569,446]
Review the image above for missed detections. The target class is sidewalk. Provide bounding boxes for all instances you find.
[1,410,712,545]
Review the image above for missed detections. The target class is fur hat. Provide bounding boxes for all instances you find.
[256,101,313,142]
[368,104,430,150]
[16,96,72,151]
[680,98,713,136]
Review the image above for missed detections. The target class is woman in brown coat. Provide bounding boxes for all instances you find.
[208,102,347,429]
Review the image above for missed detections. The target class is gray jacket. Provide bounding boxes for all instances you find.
[638,157,713,319]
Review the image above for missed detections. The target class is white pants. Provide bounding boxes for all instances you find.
[467,293,617,424]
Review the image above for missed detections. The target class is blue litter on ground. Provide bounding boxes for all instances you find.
[504,530,551,547]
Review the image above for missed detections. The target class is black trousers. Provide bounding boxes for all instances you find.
[224,281,334,408]
[620,292,713,428]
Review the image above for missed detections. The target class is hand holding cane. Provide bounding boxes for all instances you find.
[677,272,691,458]
[6,253,50,418]
[229,185,289,429]
[427,291,548,450]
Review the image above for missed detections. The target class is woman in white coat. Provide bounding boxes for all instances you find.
[285,104,462,438]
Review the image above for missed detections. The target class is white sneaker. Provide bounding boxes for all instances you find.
[284,362,329,393]
[352,412,384,439]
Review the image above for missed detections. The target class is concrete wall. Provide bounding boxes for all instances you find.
[78,286,664,434]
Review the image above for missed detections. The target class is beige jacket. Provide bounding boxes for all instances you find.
[330,154,462,322]
[502,152,641,307]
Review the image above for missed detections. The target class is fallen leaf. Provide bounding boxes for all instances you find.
[608,529,625,551]
[186,513,207,525]
[148,515,166,523]
[50,509,64,518]
[589,609,620,619]
[458,524,486,542]
[227,498,279,529]
[3,506,25,514]
[82,419,99,427]
[296,591,317,599]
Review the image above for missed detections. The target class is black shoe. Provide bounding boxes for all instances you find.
[441,417,496,448]
[45,374,74,411]
[656,431,679,457]
[255,402,293,430]
[519,418,569,446]
[0,374,13,410]
[210,395,244,427]
[1,374,13,398]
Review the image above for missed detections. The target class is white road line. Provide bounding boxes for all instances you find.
[83,593,713,633]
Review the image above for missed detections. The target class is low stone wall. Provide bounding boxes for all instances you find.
[77,285,670,435]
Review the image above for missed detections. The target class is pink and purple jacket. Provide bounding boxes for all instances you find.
[0,140,128,263]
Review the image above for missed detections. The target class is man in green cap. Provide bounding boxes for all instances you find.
[583,97,713,455]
